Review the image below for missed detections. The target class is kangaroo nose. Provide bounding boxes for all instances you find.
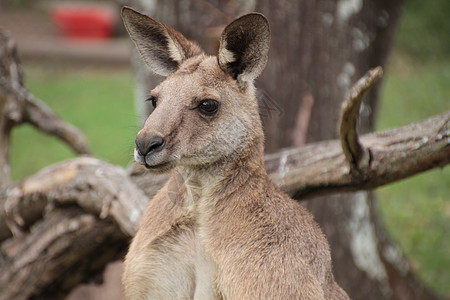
[135,135,165,156]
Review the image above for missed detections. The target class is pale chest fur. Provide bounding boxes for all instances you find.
[193,227,219,299]
[153,218,219,300]
[185,174,223,299]
[140,182,222,300]
[125,214,220,299]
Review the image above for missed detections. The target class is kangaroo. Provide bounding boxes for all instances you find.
[121,6,349,300]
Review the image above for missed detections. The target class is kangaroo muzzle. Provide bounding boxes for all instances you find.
[135,134,165,157]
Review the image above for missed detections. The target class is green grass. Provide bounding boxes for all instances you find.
[376,56,450,297]
[377,56,450,130]
[10,65,138,181]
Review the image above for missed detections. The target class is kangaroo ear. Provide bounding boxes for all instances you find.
[218,13,270,83]
[121,6,203,76]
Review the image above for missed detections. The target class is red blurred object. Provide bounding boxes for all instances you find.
[51,5,115,40]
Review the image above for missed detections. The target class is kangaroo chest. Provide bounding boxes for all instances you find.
[170,219,219,299]
[144,173,225,299]
[185,193,221,299]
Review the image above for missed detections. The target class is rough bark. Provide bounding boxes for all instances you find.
[1,157,148,241]
[0,209,125,300]
[267,110,450,201]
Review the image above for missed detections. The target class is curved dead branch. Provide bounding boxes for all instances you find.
[339,66,383,175]
[266,111,450,199]
[0,158,146,299]
[1,157,148,242]
[0,209,125,300]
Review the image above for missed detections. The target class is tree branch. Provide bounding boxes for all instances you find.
[1,157,147,242]
[128,110,450,203]
[0,29,90,159]
[265,111,450,199]
[0,208,126,300]
[340,66,383,174]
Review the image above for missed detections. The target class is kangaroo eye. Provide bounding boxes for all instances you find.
[198,99,219,116]
[146,96,157,108]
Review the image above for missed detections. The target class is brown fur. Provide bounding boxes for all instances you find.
[121,6,349,299]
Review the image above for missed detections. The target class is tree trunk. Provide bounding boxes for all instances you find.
[131,1,440,299]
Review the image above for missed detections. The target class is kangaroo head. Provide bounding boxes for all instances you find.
[122,7,270,172]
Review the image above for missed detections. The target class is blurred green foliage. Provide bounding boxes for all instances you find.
[394,0,450,60]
